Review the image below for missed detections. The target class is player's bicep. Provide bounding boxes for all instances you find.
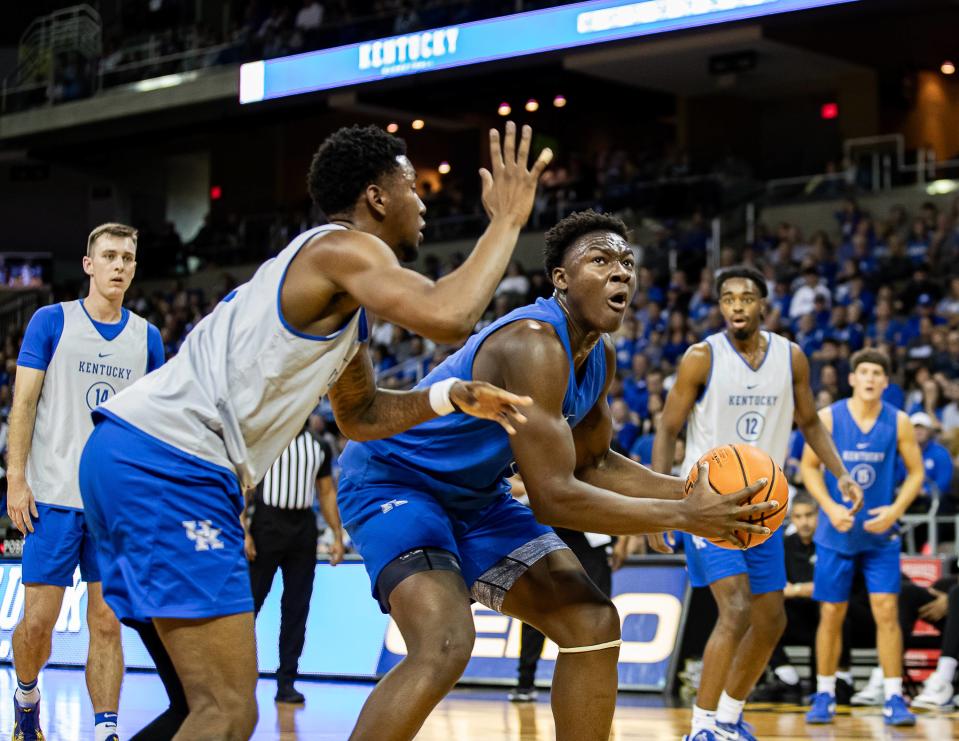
[328,241,464,339]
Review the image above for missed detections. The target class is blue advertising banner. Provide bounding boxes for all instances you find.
[240,0,858,103]
[376,562,689,690]
[0,560,687,690]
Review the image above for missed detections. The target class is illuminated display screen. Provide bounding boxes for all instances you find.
[240,0,857,103]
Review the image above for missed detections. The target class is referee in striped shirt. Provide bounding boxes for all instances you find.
[243,420,345,704]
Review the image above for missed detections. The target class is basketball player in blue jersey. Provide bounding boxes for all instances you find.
[802,348,924,726]
[652,266,863,741]
[7,223,164,741]
[78,122,552,739]
[337,211,779,741]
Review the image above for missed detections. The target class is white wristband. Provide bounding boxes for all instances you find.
[429,377,460,416]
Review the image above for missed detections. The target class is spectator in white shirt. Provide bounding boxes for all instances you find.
[789,266,831,320]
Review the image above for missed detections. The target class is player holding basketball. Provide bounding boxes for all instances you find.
[801,348,923,726]
[78,122,551,739]
[652,266,863,741]
[8,223,164,741]
[336,212,778,741]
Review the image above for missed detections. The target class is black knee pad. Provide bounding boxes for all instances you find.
[375,547,462,613]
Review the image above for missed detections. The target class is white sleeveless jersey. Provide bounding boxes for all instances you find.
[101,224,366,488]
[29,301,149,509]
[682,331,795,473]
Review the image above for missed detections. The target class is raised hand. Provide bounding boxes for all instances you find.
[478,121,553,228]
[450,380,533,435]
[681,462,776,549]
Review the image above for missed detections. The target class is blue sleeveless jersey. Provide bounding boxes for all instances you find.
[337,297,608,511]
[815,399,900,554]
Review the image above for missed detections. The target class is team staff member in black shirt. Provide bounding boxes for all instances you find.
[244,421,344,704]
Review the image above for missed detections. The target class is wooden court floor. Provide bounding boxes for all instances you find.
[4,668,958,739]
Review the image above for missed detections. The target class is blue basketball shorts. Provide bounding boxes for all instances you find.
[22,504,100,586]
[338,480,565,614]
[682,527,786,594]
[78,413,253,622]
[813,542,901,603]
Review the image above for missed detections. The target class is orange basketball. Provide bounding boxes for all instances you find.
[684,443,788,550]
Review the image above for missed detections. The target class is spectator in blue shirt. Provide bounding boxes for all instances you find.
[898,412,953,508]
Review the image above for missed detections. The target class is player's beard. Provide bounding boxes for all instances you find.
[398,239,418,263]
[732,325,752,341]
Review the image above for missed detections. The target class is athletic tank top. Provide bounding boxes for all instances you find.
[100,224,368,488]
[815,399,900,554]
[30,301,149,508]
[682,331,795,474]
[338,297,608,511]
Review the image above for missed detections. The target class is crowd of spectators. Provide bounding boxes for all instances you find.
[6,0,557,110]
[3,192,959,554]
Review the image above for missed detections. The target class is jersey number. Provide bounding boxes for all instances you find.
[86,381,117,411]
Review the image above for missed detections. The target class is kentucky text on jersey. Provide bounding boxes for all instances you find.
[842,450,886,463]
[78,360,134,380]
[727,394,779,406]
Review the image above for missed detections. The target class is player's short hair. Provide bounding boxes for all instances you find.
[543,210,629,276]
[87,222,137,257]
[307,125,407,216]
[791,490,818,511]
[850,348,890,376]
[715,266,768,299]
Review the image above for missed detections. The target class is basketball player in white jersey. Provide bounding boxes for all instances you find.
[78,122,551,739]
[652,266,863,741]
[8,223,164,741]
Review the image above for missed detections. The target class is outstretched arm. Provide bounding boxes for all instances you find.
[320,124,551,344]
[328,346,531,441]
[792,344,862,512]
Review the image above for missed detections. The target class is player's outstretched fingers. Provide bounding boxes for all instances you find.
[503,121,517,166]
[738,522,773,536]
[489,128,504,173]
[732,478,768,503]
[516,124,532,168]
[724,530,746,550]
[737,499,779,517]
[530,146,553,181]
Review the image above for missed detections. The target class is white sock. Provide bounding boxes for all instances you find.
[774,665,800,686]
[883,677,903,700]
[816,675,836,696]
[836,670,853,685]
[716,691,746,724]
[15,679,39,707]
[691,704,717,733]
[934,656,958,684]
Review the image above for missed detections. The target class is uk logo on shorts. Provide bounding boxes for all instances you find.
[182,520,225,551]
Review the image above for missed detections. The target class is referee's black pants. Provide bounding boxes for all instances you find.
[516,529,613,689]
[249,504,318,688]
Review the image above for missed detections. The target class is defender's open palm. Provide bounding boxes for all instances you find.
[683,462,777,549]
[479,122,552,228]
[450,381,532,435]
